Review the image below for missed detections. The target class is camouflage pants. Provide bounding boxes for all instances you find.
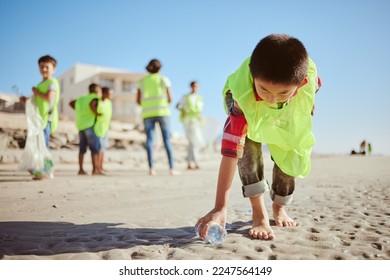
[238,137,295,205]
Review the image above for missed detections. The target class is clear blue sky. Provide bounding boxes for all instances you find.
[1,0,389,155]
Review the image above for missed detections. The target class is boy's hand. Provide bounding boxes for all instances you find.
[195,207,227,240]
[32,87,39,95]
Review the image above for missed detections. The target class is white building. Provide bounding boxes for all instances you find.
[0,92,24,113]
[58,63,146,124]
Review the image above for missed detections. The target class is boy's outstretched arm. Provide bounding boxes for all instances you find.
[195,155,238,239]
[196,99,248,239]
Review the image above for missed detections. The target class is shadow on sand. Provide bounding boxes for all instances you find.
[0,221,251,258]
[0,221,194,258]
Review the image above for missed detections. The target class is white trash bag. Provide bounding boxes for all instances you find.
[184,117,206,149]
[19,98,54,178]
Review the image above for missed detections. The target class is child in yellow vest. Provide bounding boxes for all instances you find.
[69,83,103,175]
[20,55,60,149]
[19,55,60,180]
[95,87,113,172]
[196,34,321,240]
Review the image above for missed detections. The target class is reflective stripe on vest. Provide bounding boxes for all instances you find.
[139,74,170,118]
[224,57,318,177]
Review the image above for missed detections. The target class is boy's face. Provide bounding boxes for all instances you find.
[254,78,299,104]
[104,89,113,99]
[39,62,56,80]
[191,82,198,92]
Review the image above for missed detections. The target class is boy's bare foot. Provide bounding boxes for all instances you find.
[272,203,297,227]
[249,218,275,240]
[249,195,275,240]
[92,171,105,175]
[78,170,88,175]
[149,168,156,176]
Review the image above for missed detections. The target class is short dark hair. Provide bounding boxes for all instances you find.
[102,87,111,94]
[190,81,197,87]
[249,34,308,85]
[146,59,161,74]
[102,87,112,97]
[38,55,57,67]
[89,83,100,93]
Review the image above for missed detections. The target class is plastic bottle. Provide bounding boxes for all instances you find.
[195,222,227,245]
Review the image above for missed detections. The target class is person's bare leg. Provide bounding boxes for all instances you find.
[271,164,297,227]
[249,194,274,240]
[272,202,297,227]
[92,154,104,175]
[100,152,108,172]
[97,152,102,172]
[78,154,87,175]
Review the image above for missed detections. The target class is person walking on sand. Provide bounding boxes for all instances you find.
[20,55,61,149]
[19,55,60,179]
[136,58,179,176]
[176,81,205,170]
[94,87,113,172]
[69,83,103,175]
[196,34,322,240]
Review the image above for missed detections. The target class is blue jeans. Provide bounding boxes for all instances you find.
[99,134,108,151]
[43,122,51,149]
[79,126,101,155]
[143,116,174,169]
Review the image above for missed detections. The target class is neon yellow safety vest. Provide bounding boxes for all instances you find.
[223,57,318,178]
[138,73,170,119]
[94,99,112,138]
[34,78,60,133]
[75,93,100,131]
[180,94,203,122]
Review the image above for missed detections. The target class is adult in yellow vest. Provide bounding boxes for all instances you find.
[20,55,60,149]
[136,59,179,176]
[95,87,113,172]
[196,34,322,241]
[69,83,103,175]
[176,81,205,169]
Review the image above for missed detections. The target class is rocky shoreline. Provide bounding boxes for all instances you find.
[0,112,188,164]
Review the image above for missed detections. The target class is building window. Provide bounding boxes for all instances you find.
[100,78,114,89]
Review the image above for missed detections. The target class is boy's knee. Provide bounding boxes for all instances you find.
[242,179,270,197]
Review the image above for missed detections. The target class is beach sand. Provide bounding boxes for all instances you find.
[0,148,389,260]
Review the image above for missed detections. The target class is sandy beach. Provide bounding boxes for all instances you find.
[0,148,389,260]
